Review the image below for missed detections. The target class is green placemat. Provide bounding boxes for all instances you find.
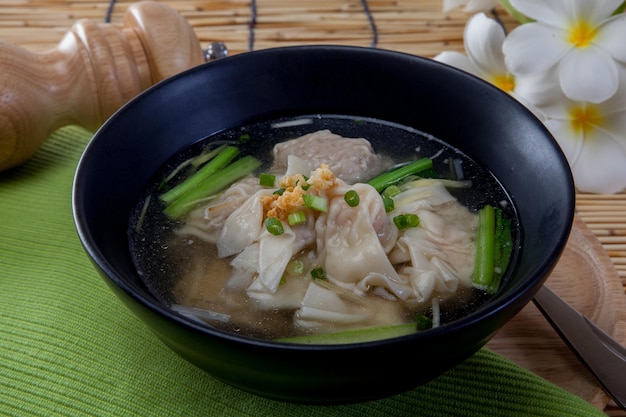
[0,126,606,417]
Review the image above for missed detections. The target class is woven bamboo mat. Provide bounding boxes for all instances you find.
[0,0,521,54]
[1,1,625,413]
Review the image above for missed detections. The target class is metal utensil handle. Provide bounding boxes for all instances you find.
[533,286,626,410]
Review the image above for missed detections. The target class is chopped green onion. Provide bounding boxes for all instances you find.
[406,213,419,227]
[239,133,250,142]
[311,267,327,281]
[286,259,305,275]
[298,176,311,191]
[344,190,360,207]
[265,217,284,235]
[259,173,276,187]
[303,194,328,212]
[383,194,395,213]
[366,158,433,193]
[288,211,307,226]
[393,214,419,230]
[162,154,261,219]
[276,323,418,344]
[274,188,285,196]
[393,215,407,229]
[382,185,401,198]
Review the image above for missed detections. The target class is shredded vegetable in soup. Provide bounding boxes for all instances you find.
[129,116,517,344]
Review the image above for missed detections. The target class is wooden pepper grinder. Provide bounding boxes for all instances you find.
[0,1,221,172]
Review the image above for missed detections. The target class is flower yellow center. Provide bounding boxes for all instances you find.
[569,20,597,48]
[492,73,516,93]
[569,104,603,136]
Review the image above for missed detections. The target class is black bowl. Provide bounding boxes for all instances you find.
[72,45,574,404]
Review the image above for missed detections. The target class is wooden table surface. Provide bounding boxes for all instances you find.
[1,1,625,414]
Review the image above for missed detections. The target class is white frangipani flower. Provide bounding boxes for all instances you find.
[502,0,626,103]
[435,1,626,194]
[537,66,626,194]
[434,13,553,118]
[442,0,497,13]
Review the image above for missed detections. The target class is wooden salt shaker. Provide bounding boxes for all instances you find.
[0,1,214,171]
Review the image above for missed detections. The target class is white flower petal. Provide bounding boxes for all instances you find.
[598,67,626,123]
[600,65,626,113]
[569,129,626,194]
[600,111,626,143]
[433,51,477,76]
[503,23,570,75]
[596,14,626,62]
[464,0,498,13]
[509,93,547,122]
[545,99,626,194]
[513,72,562,120]
[543,119,584,165]
[514,71,562,109]
[532,98,569,121]
[603,97,626,119]
[509,0,573,27]
[464,13,507,76]
[558,47,619,103]
[585,0,625,23]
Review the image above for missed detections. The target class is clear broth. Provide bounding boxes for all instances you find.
[129,115,520,340]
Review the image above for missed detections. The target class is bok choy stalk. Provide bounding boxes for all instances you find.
[275,323,418,344]
[160,146,261,219]
[161,146,240,205]
[366,158,433,193]
[276,313,433,344]
[472,205,513,294]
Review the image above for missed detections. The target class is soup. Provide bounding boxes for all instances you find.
[129,115,518,343]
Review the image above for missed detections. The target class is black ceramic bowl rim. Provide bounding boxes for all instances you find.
[72,45,575,402]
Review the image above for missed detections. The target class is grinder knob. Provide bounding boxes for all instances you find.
[0,1,205,171]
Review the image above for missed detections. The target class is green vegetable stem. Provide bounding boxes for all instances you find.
[366,158,433,193]
[276,323,418,344]
[161,146,240,205]
[472,205,513,294]
[161,146,261,219]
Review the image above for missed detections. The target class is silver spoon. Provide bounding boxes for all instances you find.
[533,285,626,410]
